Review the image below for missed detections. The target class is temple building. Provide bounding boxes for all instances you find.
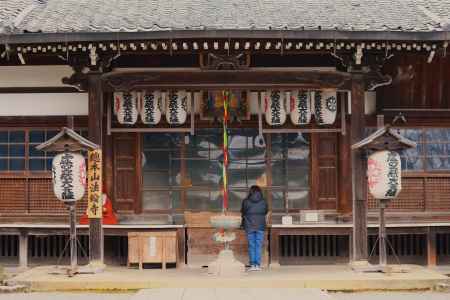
[1,0,450,268]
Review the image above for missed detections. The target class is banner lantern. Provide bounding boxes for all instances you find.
[114,92,138,125]
[52,152,86,202]
[290,90,312,125]
[166,90,188,125]
[264,90,287,126]
[140,91,163,125]
[313,90,337,125]
[368,150,402,199]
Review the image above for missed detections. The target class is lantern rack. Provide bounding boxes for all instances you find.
[107,89,348,136]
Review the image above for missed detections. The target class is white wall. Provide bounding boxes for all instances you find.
[0,93,88,116]
[0,66,73,87]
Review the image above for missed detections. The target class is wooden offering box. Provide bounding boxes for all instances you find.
[127,231,178,270]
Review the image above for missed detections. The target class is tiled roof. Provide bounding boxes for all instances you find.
[1,0,450,35]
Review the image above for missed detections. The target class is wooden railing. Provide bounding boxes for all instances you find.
[0,176,87,215]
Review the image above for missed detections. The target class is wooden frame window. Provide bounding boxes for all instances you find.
[140,129,311,213]
[0,128,88,173]
[397,128,450,172]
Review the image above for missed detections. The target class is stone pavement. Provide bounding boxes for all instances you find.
[7,265,450,292]
[131,288,332,300]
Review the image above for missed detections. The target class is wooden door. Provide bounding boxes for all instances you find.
[311,133,338,209]
[113,133,140,213]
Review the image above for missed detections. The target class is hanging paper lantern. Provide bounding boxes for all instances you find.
[313,90,337,125]
[114,92,138,125]
[140,91,163,125]
[52,152,86,202]
[264,90,287,126]
[367,150,402,199]
[166,90,188,125]
[290,90,312,125]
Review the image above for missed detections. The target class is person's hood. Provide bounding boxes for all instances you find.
[248,191,263,203]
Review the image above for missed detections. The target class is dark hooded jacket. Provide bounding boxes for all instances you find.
[241,191,268,232]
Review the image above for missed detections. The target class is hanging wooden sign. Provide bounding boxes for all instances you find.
[313,90,337,125]
[114,92,138,125]
[290,90,312,125]
[52,152,86,202]
[166,90,188,125]
[367,150,402,199]
[87,149,103,218]
[140,91,163,125]
[264,90,287,126]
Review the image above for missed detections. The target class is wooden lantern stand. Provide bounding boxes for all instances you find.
[352,119,416,273]
[36,127,99,277]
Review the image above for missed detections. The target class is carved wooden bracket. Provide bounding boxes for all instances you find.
[199,53,250,70]
[61,54,116,91]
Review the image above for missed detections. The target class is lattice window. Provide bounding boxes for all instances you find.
[0,129,88,172]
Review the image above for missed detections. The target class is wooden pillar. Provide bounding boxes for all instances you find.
[338,117,352,214]
[18,231,28,269]
[87,72,104,264]
[103,93,114,204]
[269,228,281,267]
[427,227,437,267]
[351,75,368,262]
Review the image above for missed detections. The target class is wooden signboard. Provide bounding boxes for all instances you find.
[87,149,103,218]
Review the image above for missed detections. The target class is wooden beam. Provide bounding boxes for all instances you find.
[350,74,368,262]
[101,69,351,91]
[87,72,104,265]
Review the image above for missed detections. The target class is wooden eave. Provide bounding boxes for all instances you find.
[351,126,417,151]
[1,30,449,44]
[36,127,99,152]
[101,68,351,91]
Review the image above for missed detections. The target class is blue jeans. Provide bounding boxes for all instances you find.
[246,230,264,266]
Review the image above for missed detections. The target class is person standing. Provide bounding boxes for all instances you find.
[241,185,268,271]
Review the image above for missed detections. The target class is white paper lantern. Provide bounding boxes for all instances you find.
[264,90,287,126]
[114,92,138,125]
[367,150,402,199]
[313,90,337,125]
[290,90,312,125]
[52,152,86,202]
[140,91,163,125]
[166,90,188,125]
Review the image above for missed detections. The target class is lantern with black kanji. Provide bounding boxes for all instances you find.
[114,91,138,125]
[367,150,402,199]
[140,90,163,125]
[52,152,86,202]
[165,90,188,125]
[313,90,337,125]
[264,90,287,126]
[290,90,312,125]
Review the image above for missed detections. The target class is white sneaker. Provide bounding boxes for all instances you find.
[248,265,257,272]
[254,265,262,271]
